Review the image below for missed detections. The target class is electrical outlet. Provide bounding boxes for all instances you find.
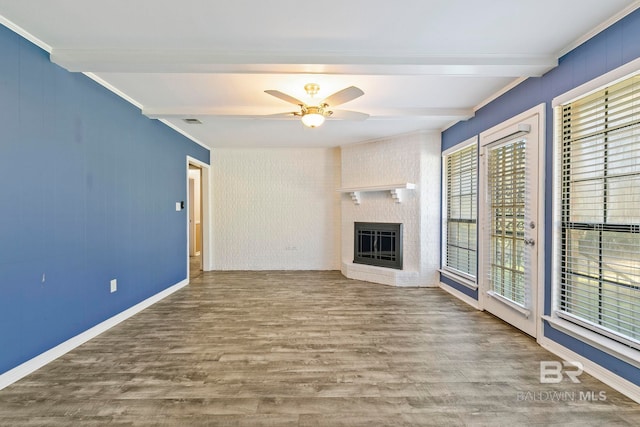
[110,279,117,293]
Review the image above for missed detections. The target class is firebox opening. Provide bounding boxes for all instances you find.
[354,222,403,269]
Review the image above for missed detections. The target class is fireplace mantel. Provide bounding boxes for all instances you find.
[338,183,416,204]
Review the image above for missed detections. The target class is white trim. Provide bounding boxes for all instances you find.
[552,56,640,107]
[465,0,640,124]
[457,2,640,119]
[79,77,211,153]
[441,136,479,282]
[341,129,432,148]
[535,104,547,341]
[440,118,467,133]
[439,281,481,310]
[337,183,416,205]
[439,269,477,290]
[48,49,556,76]
[480,122,531,148]
[78,77,211,152]
[83,72,143,110]
[338,183,416,193]
[543,316,640,369]
[441,135,478,157]
[551,105,564,319]
[538,328,640,404]
[0,279,189,391]
[557,312,640,353]
[0,16,210,152]
[159,119,210,151]
[550,70,640,375]
[342,262,424,287]
[0,15,51,52]
[487,291,531,317]
[478,103,545,338]
[474,77,529,112]
[556,1,640,58]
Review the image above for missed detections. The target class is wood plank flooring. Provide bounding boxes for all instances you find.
[1,271,639,426]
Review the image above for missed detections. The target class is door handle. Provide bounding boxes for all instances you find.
[524,237,535,246]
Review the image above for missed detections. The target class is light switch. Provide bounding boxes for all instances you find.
[176,202,181,211]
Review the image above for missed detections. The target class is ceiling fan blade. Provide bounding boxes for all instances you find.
[264,90,305,106]
[322,86,364,107]
[329,110,369,121]
[260,112,299,119]
[187,112,299,120]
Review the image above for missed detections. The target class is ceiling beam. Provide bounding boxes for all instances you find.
[143,107,474,121]
[51,49,557,77]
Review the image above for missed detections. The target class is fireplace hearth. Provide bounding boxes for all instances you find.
[353,222,403,269]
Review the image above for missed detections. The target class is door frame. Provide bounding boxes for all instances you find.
[186,156,211,276]
[188,175,197,256]
[477,103,546,339]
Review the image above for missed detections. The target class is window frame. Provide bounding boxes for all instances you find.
[550,59,640,367]
[441,136,479,288]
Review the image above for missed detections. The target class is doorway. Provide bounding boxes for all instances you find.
[187,157,210,279]
[188,166,202,278]
[478,105,544,337]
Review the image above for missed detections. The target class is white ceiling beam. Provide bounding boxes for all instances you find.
[143,107,474,121]
[51,49,557,77]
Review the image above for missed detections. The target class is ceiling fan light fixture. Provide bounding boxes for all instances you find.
[301,112,325,128]
[301,107,325,128]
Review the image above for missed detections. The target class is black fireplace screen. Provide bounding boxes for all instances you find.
[354,222,403,269]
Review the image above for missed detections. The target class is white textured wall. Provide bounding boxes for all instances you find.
[211,148,341,270]
[340,132,441,286]
[419,134,442,286]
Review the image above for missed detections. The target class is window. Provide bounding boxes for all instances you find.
[555,73,640,349]
[442,138,478,281]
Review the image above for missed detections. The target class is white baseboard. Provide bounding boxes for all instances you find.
[439,281,481,310]
[0,278,189,391]
[538,334,640,404]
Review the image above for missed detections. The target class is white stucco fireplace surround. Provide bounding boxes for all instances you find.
[340,132,441,287]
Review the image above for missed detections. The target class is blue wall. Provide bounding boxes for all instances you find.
[442,9,640,386]
[0,25,209,374]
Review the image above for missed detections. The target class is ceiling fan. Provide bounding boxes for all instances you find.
[264,83,369,128]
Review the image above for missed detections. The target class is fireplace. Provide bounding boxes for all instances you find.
[353,222,403,269]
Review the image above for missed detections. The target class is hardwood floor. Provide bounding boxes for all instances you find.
[1,271,638,426]
[190,254,203,279]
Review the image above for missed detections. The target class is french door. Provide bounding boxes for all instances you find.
[479,106,543,337]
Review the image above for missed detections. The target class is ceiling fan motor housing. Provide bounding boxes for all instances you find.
[303,105,332,117]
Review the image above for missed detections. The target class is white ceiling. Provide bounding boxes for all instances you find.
[0,0,637,148]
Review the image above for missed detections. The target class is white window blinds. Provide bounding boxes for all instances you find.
[444,143,477,278]
[487,138,528,307]
[556,74,640,347]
